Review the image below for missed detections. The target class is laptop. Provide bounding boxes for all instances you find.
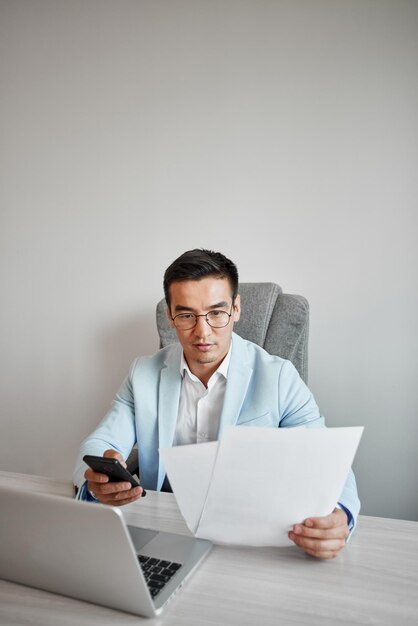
[0,484,212,617]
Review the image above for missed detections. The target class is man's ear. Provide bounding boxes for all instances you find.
[167,306,175,328]
[233,294,241,322]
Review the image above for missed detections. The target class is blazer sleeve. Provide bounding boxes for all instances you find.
[278,360,324,428]
[277,360,361,530]
[72,361,138,495]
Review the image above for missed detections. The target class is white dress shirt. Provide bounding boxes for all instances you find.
[173,346,232,446]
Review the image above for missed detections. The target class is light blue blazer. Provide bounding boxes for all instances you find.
[74,333,360,526]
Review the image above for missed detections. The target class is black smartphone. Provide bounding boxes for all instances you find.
[83,455,145,495]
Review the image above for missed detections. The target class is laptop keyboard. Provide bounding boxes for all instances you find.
[138,555,182,598]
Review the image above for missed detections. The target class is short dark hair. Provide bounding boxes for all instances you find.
[164,249,239,308]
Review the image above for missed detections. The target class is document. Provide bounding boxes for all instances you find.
[160,426,363,547]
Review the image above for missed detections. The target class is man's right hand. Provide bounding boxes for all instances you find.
[84,449,144,506]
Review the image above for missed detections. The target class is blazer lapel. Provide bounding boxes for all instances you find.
[218,333,253,438]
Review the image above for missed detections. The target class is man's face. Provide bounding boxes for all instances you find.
[167,277,240,384]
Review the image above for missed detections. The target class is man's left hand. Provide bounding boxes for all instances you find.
[288,508,350,559]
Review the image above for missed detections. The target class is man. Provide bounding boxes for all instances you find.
[74,249,359,559]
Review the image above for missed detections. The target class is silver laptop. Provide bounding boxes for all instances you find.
[0,485,212,617]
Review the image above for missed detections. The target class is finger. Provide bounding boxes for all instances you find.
[93,481,143,499]
[100,486,144,506]
[92,480,134,496]
[303,508,347,530]
[106,493,143,507]
[292,523,349,541]
[288,532,346,555]
[84,468,110,483]
[303,547,340,560]
[103,449,127,468]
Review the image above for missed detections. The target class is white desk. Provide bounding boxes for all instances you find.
[1,471,417,626]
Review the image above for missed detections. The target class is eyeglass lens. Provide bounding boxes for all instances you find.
[173,310,230,329]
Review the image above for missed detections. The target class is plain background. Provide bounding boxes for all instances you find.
[0,0,417,521]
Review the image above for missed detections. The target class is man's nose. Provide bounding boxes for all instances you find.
[194,315,211,336]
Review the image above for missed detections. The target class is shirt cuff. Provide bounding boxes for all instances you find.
[76,481,99,503]
[336,502,355,539]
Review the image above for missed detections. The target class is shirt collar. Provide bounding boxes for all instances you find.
[180,343,232,383]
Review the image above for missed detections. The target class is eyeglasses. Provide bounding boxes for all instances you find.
[171,303,234,330]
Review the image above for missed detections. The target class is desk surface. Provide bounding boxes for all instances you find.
[1,471,417,626]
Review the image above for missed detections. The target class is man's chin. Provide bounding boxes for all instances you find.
[196,355,217,365]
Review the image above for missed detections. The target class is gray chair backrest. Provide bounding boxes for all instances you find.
[156,282,309,383]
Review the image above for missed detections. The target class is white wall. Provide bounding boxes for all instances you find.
[1,0,417,520]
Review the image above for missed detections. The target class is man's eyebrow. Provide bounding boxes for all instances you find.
[173,301,229,312]
[209,301,229,309]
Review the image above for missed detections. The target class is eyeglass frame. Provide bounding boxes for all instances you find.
[171,302,236,330]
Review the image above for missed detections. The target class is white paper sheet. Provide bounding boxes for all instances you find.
[160,426,363,546]
[160,440,219,533]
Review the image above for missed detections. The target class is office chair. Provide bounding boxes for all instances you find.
[126,283,309,479]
